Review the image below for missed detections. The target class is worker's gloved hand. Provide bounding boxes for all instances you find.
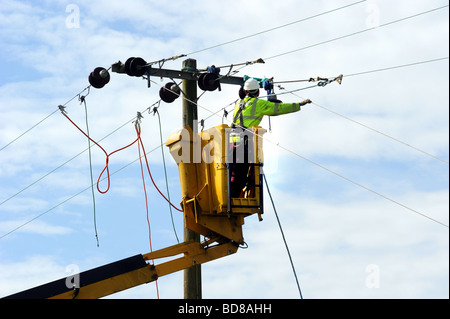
[300,99,312,106]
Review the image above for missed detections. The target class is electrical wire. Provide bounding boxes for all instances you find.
[0,98,182,212]
[62,108,183,207]
[0,143,163,240]
[344,57,449,78]
[264,5,449,61]
[0,110,58,153]
[136,123,160,299]
[264,134,449,228]
[136,126,183,213]
[0,108,184,241]
[263,174,303,299]
[0,86,90,153]
[80,97,100,247]
[0,114,136,207]
[154,108,180,243]
[291,92,449,165]
[185,0,368,56]
[272,57,449,85]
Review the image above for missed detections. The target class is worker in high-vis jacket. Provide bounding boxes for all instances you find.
[228,78,312,198]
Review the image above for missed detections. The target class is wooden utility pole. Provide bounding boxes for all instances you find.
[181,58,202,299]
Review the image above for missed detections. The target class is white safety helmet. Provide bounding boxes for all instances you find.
[243,78,260,92]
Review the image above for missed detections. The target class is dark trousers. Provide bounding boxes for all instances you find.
[228,130,253,198]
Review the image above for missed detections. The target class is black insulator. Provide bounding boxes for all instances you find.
[197,73,207,91]
[159,82,180,103]
[124,57,135,76]
[129,57,147,77]
[89,67,110,89]
[202,73,220,91]
[124,57,147,77]
[198,72,220,91]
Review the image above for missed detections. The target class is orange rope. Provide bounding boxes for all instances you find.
[61,112,139,194]
[136,124,160,299]
[136,131,183,213]
[62,112,186,298]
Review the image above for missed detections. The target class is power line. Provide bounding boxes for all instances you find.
[344,57,449,78]
[0,112,136,207]
[311,100,448,164]
[0,98,183,239]
[0,98,165,208]
[185,0,368,56]
[154,108,180,243]
[0,109,58,152]
[81,97,99,247]
[264,5,449,61]
[264,174,304,299]
[263,134,449,228]
[272,57,449,85]
[284,69,449,165]
[0,86,90,153]
[0,143,163,240]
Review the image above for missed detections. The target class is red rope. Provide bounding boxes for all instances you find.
[137,125,160,299]
[62,112,139,194]
[95,135,140,194]
[62,111,183,210]
[62,112,186,299]
[137,135,184,213]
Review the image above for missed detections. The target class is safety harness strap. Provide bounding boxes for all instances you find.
[232,99,246,128]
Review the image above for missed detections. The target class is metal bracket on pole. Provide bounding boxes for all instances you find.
[111,61,245,86]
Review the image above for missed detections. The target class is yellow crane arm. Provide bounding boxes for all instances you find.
[4,239,238,299]
[4,123,265,299]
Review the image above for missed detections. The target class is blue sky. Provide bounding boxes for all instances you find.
[0,0,448,299]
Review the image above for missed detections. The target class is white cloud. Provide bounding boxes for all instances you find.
[0,0,448,300]
[0,219,72,236]
[0,255,68,297]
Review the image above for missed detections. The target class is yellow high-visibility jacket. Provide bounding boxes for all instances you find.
[232,97,302,128]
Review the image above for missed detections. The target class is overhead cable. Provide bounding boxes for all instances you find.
[154,108,180,243]
[0,143,163,240]
[264,5,449,61]
[272,57,449,85]
[185,0,368,56]
[0,86,90,153]
[287,90,449,165]
[344,57,449,78]
[80,94,100,247]
[264,174,304,299]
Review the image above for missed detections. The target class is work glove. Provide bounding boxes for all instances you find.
[300,99,312,106]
